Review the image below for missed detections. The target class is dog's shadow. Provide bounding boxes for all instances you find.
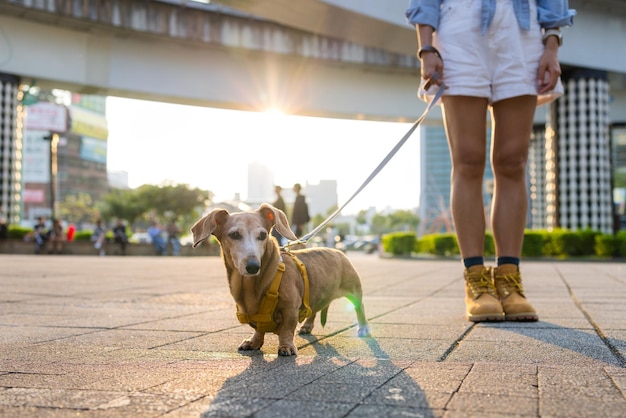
[201,335,440,417]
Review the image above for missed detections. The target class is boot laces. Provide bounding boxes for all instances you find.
[495,271,526,297]
[466,268,496,299]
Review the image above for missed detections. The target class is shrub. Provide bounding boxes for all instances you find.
[483,233,495,256]
[383,232,416,256]
[73,230,93,241]
[578,229,600,256]
[417,233,459,256]
[544,229,582,257]
[434,233,459,256]
[522,231,545,257]
[617,231,626,257]
[7,225,31,240]
[595,234,617,257]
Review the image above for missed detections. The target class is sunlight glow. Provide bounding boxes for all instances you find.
[105,97,420,213]
[263,107,285,116]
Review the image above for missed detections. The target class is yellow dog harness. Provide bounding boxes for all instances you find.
[236,252,312,333]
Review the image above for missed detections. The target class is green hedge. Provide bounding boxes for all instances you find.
[5,226,108,242]
[6,225,31,240]
[402,229,626,259]
[382,232,416,256]
[73,231,94,241]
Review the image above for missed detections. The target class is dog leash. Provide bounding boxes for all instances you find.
[283,77,445,250]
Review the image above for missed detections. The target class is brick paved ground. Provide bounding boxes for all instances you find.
[1,254,625,417]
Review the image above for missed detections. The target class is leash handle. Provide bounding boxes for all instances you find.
[283,81,445,250]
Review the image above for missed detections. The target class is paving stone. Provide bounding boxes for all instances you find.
[1,255,625,417]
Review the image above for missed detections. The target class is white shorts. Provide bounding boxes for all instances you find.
[419,0,563,106]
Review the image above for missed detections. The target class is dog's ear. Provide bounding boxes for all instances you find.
[258,203,297,241]
[191,209,230,247]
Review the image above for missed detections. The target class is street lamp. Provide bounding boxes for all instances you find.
[43,132,60,220]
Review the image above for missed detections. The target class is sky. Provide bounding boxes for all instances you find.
[105,97,420,215]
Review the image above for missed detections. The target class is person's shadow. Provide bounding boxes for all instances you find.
[201,333,447,417]
[490,321,626,367]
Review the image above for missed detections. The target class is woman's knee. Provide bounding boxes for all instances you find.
[454,153,486,179]
[492,152,527,179]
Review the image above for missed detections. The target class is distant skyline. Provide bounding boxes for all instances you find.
[105,97,420,215]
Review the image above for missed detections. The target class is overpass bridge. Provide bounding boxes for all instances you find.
[0,0,625,122]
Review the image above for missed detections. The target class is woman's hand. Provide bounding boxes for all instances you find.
[421,51,444,89]
[416,25,443,89]
[537,41,561,94]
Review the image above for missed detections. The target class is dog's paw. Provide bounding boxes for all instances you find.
[239,339,263,351]
[357,325,371,338]
[277,344,297,356]
[298,325,313,335]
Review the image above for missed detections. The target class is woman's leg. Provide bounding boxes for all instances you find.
[490,95,539,321]
[442,95,504,322]
[489,96,535,258]
[441,96,489,259]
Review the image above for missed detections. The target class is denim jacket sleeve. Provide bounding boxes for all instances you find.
[537,0,576,28]
[405,0,441,30]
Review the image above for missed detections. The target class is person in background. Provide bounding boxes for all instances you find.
[405,0,575,322]
[271,185,287,245]
[48,218,65,255]
[0,215,8,240]
[66,223,76,242]
[91,219,107,256]
[33,216,48,254]
[166,219,181,256]
[147,221,167,255]
[291,183,310,237]
[113,219,129,255]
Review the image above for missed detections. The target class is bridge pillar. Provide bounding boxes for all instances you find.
[544,68,613,234]
[0,73,23,225]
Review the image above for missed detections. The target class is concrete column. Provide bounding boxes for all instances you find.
[528,124,547,230]
[546,68,613,234]
[0,73,22,224]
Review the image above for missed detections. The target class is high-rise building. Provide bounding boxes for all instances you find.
[21,93,109,223]
[305,180,338,218]
[247,161,274,205]
[58,94,109,203]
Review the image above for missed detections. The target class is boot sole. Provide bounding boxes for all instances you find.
[467,313,505,322]
[505,313,539,322]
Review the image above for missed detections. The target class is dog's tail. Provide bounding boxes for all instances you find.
[320,306,329,328]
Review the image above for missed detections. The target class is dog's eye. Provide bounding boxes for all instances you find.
[228,231,242,240]
[258,231,267,241]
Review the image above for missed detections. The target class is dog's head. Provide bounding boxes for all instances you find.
[191,203,297,276]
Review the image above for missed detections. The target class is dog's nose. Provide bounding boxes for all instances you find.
[245,260,260,275]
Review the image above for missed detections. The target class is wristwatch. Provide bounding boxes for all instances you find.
[542,28,562,46]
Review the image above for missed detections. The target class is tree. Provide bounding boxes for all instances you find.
[356,209,369,226]
[57,193,99,225]
[370,213,389,235]
[100,189,146,225]
[387,209,420,232]
[100,183,211,233]
[137,183,210,225]
[359,209,420,235]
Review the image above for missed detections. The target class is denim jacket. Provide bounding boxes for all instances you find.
[406,0,575,33]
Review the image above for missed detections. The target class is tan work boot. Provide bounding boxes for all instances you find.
[464,266,504,322]
[493,264,539,321]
